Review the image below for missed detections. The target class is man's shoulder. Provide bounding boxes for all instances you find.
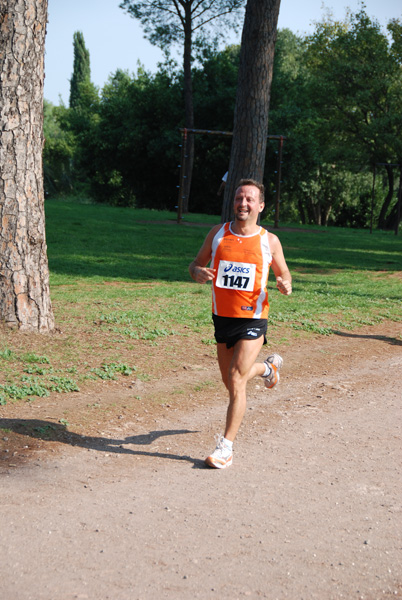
[266,230,283,254]
[267,230,279,244]
[203,223,225,246]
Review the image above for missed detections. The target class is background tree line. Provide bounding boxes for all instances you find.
[43,8,402,230]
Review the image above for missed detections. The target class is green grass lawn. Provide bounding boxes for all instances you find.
[45,198,401,328]
[0,197,401,405]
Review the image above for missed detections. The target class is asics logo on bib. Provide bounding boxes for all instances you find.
[216,260,256,292]
[224,263,251,274]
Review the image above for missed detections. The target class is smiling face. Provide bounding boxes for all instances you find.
[233,184,265,224]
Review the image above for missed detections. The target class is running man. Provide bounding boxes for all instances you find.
[189,179,292,468]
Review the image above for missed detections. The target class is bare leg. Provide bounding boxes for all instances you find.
[216,337,265,442]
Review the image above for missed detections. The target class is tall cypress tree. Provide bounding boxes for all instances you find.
[69,31,91,109]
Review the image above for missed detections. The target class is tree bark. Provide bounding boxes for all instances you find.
[222,0,281,222]
[323,203,332,226]
[377,164,394,229]
[297,198,306,224]
[312,202,321,226]
[0,0,55,331]
[181,3,194,214]
[384,165,402,232]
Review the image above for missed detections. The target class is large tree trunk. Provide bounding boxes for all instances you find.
[0,0,54,332]
[312,201,322,226]
[181,4,194,214]
[221,0,281,222]
[322,202,333,226]
[384,165,402,232]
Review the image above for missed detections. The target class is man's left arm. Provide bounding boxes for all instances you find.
[268,233,292,296]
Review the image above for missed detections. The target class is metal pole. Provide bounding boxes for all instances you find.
[179,127,285,141]
[370,164,376,234]
[274,136,284,229]
[177,128,187,224]
[395,165,402,236]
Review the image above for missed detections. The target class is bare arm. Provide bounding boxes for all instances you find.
[268,232,292,296]
[217,181,225,196]
[189,225,221,284]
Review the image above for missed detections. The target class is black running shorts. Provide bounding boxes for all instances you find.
[212,314,268,349]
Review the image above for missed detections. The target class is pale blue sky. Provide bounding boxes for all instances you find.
[44,0,402,105]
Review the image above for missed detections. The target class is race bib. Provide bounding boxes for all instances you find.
[215,260,256,291]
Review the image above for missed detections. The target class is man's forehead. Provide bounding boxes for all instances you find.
[235,185,260,198]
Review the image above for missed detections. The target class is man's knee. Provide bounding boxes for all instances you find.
[228,366,247,388]
[221,373,230,390]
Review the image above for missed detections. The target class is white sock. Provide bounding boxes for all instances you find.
[223,437,233,449]
[262,363,272,378]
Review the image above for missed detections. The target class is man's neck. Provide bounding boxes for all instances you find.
[231,220,260,236]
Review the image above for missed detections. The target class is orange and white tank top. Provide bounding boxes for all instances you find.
[211,222,272,319]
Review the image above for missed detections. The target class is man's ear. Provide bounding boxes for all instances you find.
[259,202,265,213]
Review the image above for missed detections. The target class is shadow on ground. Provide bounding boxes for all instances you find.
[332,330,402,346]
[0,419,205,469]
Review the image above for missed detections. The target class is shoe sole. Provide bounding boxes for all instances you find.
[266,353,283,369]
[205,455,233,469]
[264,365,280,389]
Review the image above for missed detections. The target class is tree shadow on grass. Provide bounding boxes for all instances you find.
[332,330,402,346]
[0,419,206,469]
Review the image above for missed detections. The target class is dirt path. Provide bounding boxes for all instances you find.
[1,323,401,600]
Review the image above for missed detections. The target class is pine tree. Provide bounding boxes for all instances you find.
[0,0,54,331]
[120,0,246,213]
[222,0,281,222]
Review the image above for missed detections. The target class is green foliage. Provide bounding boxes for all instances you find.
[43,100,76,196]
[23,365,53,375]
[47,377,80,393]
[0,380,50,400]
[0,346,80,404]
[46,31,101,200]
[0,348,15,361]
[90,363,135,380]
[190,45,240,213]
[0,348,50,366]
[69,31,92,109]
[266,12,402,230]
[0,375,79,403]
[90,67,182,208]
[119,1,245,53]
[0,334,138,404]
[304,10,401,164]
[298,9,402,228]
[20,353,50,364]
[42,11,402,229]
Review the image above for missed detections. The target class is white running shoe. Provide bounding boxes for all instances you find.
[205,435,233,469]
[262,353,283,389]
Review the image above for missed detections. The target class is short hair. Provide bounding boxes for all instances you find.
[236,179,265,204]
